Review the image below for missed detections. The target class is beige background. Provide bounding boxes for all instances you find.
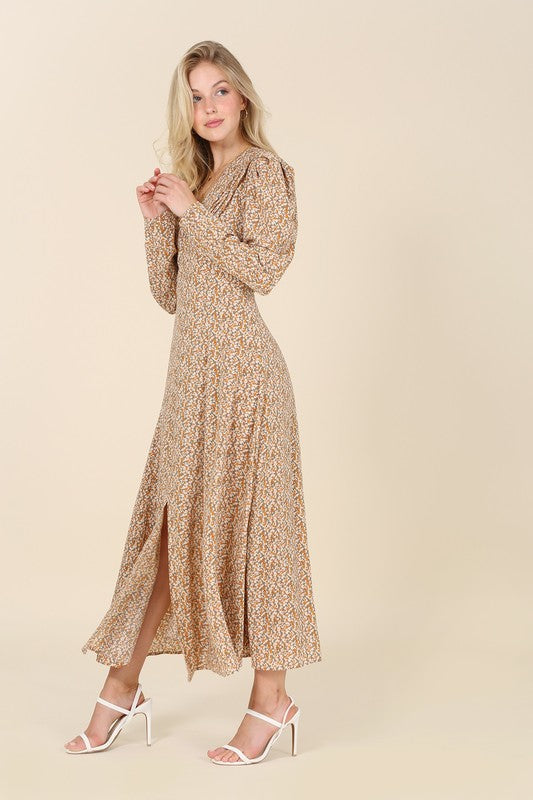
[1,0,532,797]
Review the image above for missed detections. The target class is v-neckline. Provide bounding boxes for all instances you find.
[196,146,256,205]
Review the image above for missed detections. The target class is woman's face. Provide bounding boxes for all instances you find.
[189,61,246,144]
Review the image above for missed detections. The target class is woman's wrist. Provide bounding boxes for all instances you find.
[143,207,173,221]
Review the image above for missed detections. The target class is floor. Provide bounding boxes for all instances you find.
[3,630,530,800]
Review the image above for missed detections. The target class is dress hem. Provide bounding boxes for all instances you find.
[81,642,322,682]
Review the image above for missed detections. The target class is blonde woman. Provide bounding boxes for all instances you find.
[64,40,322,765]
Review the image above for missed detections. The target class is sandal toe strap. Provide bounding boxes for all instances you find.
[222,744,251,763]
[79,732,92,751]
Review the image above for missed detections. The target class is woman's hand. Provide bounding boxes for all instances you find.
[152,172,197,218]
[136,168,197,220]
[136,168,166,219]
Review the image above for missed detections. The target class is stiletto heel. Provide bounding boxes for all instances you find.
[141,697,153,745]
[290,709,300,755]
[210,695,301,765]
[64,683,152,754]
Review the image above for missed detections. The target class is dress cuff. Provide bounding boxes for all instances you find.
[179,200,207,228]
[143,208,175,233]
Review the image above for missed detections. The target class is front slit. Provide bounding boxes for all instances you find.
[147,498,184,661]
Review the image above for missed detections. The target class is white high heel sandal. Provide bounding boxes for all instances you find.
[210,695,301,765]
[64,682,152,754]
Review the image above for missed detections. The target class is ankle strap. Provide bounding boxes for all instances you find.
[246,708,282,727]
[245,695,295,728]
[97,683,143,718]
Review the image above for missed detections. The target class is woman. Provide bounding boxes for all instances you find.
[64,40,322,765]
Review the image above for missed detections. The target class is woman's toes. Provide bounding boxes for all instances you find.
[208,745,243,762]
[65,736,83,751]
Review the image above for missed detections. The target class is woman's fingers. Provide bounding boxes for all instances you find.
[153,185,170,200]
[137,168,161,195]
[154,173,181,188]
[143,169,161,190]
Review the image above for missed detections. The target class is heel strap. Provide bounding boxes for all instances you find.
[281,695,295,726]
[245,695,295,728]
[97,683,143,718]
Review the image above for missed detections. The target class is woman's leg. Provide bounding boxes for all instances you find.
[207,668,299,762]
[65,505,171,751]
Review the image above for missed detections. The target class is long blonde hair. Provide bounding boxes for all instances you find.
[153,41,278,194]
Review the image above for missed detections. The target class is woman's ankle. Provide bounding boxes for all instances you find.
[104,674,140,693]
[249,685,288,709]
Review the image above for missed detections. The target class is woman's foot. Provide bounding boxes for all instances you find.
[207,689,298,763]
[64,678,145,752]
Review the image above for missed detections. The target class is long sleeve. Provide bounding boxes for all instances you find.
[179,155,297,295]
[143,208,178,313]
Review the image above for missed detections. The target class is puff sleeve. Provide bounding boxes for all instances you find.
[143,208,178,313]
[179,155,297,295]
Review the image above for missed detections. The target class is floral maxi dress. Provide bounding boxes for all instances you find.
[81,145,322,682]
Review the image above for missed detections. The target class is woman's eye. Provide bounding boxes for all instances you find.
[192,88,228,103]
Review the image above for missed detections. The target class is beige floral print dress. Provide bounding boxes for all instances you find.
[81,145,322,682]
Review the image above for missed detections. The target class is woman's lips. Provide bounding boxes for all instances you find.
[206,119,223,127]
